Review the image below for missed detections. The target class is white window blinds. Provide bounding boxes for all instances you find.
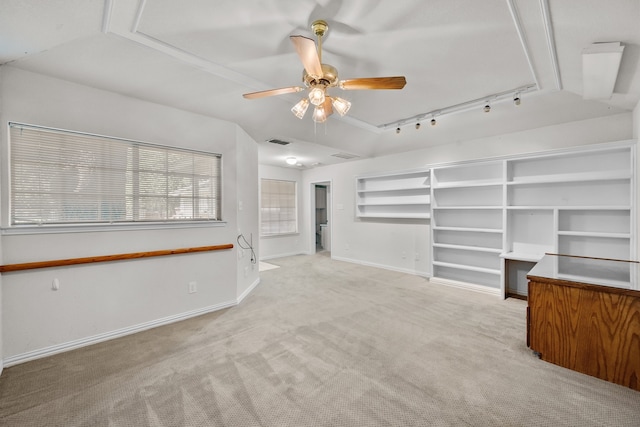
[260,179,297,236]
[9,123,222,225]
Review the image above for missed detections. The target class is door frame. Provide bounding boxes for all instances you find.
[310,180,332,254]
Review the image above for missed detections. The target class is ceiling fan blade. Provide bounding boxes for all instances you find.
[339,76,407,90]
[290,35,323,78]
[243,86,304,99]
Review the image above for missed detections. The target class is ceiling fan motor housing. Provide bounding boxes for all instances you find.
[303,63,338,88]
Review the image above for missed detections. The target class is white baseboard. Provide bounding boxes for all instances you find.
[331,255,430,278]
[237,277,260,303]
[3,299,237,368]
[429,276,502,297]
[259,251,305,261]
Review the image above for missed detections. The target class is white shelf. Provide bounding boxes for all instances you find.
[434,243,502,254]
[356,168,430,219]
[432,261,500,275]
[432,181,502,189]
[505,206,555,210]
[358,201,429,206]
[357,186,430,193]
[359,213,431,219]
[558,231,631,239]
[433,226,503,234]
[507,205,630,210]
[433,206,502,210]
[507,170,631,185]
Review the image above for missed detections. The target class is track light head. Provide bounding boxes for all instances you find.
[484,104,491,113]
[415,123,421,130]
[431,118,437,126]
[514,96,521,106]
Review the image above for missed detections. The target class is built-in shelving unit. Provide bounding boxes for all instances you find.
[355,168,430,219]
[506,145,633,266]
[428,141,636,297]
[352,141,635,297]
[431,161,505,289]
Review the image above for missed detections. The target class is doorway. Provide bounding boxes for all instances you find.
[313,182,331,254]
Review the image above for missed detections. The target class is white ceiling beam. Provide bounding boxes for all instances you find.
[506,0,540,90]
[539,0,562,90]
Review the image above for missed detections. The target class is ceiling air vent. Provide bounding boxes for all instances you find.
[266,138,291,146]
[331,152,360,160]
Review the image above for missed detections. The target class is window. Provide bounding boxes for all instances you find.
[260,179,297,236]
[9,123,222,226]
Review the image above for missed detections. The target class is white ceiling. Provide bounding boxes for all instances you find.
[1,0,639,168]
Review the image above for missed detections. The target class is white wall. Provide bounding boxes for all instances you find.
[258,164,306,260]
[301,113,633,276]
[236,126,260,300]
[0,66,259,366]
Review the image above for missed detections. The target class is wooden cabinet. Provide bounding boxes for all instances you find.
[527,254,640,391]
[355,168,430,219]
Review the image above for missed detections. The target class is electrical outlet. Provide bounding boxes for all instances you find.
[188,281,197,294]
[244,266,249,277]
[402,251,406,259]
[415,252,420,261]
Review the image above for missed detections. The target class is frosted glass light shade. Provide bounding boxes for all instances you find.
[308,87,325,106]
[313,106,327,123]
[285,157,297,165]
[331,97,351,116]
[291,98,310,119]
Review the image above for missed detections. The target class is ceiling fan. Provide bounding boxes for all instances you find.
[242,20,407,123]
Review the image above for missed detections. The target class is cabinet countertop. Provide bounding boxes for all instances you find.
[528,253,640,292]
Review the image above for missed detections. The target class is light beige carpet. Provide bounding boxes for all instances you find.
[0,254,639,426]
[259,261,280,272]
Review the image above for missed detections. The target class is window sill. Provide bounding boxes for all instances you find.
[1,221,227,235]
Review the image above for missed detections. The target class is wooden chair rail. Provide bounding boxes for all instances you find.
[0,244,234,273]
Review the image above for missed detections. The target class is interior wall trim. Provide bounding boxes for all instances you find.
[331,255,430,278]
[237,277,261,304]
[2,300,238,368]
[429,277,503,297]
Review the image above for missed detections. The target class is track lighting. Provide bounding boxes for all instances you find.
[380,84,537,132]
[396,127,401,134]
[415,123,421,130]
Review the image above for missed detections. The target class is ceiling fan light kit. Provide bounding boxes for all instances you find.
[291,98,310,119]
[242,19,406,124]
